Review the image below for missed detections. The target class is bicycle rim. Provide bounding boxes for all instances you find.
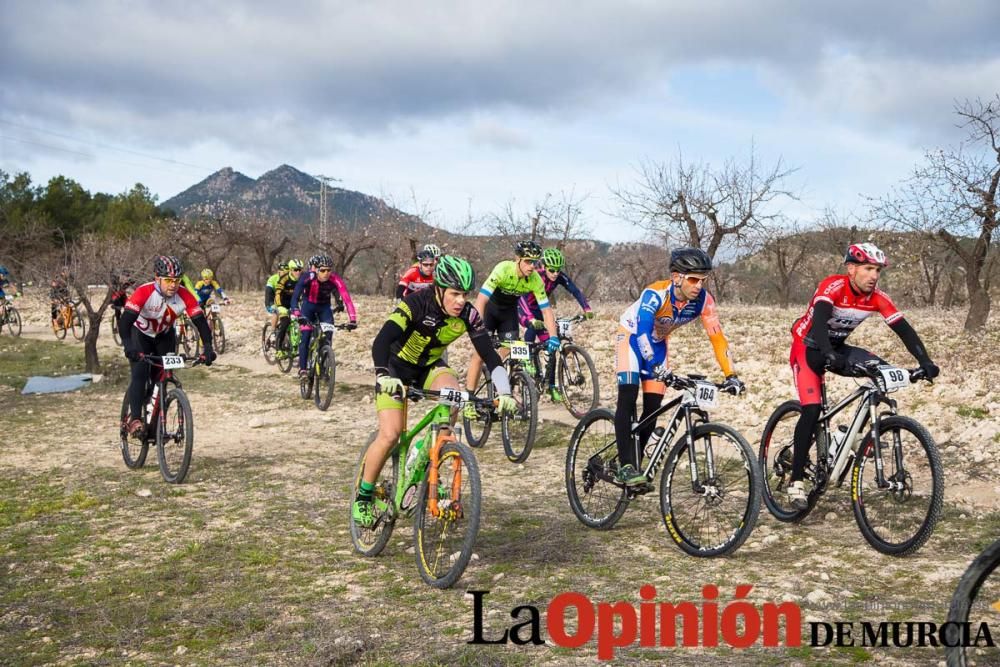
[759,401,815,522]
[558,345,599,418]
[72,310,86,340]
[501,370,538,463]
[414,440,481,589]
[119,391,148,469]
[349,432,398,557]
[462,377,493,448]
[261,324,276,364]
[157,388,194,483]
[213,316,226,354]
[945,539,1000,666]
[565,409,629,529]
[7,307,21,336]
[661,423,761,557]
[314,346,335,411]
[852,415,943,556]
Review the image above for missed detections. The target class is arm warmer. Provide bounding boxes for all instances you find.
[264,285,275,310]
[810,300,835,356]
[889,317,932,364]
[372,320,405,375]
[191,313,213,350]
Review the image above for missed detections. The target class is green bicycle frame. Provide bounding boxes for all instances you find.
[393,402,454,511]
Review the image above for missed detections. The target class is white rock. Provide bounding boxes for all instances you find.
[825,512,837,521]
[806,589,831,604]
[174,646,187,656]
[820,573,830,581]
[136,489,152,498]
[762,534,779,546]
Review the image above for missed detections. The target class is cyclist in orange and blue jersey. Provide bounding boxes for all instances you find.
[193,269,231,308]
[613,247,743,486]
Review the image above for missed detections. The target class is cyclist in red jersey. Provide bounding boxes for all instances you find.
[786,242,939,508]
[118,256,216,436]
[395,247,437,301]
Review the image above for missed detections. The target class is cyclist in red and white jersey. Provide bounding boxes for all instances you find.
[394,246,438,301]
[786,242,939,508]
[118,255,216,436]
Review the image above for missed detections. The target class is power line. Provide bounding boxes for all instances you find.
[0,134,204,178]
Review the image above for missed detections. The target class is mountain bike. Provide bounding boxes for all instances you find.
[52,300,85,341]
[566,368,760,557]
[111,307,123,345]
[462,336,538,463]
[349,386,491,588]
[945,538,1000,666]
[119,354,200,484]
[759,360,942,556]
[174,314,199,357]
[521,314,599,418]
[205,300,226,354]
[298,317,350,411]
[1,295,21,336]
[262,308,297,373]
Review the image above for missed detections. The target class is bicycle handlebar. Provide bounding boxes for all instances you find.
[849,361,930,385]
[394,386,496,408]
[140,354,203,368]
[652,366,744,395]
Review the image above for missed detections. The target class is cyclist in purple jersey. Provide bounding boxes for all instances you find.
[290,254,358,376]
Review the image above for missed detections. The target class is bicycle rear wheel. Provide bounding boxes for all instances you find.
[314,346,336,411]
[759,400,817,522]
[349,432,399,557]
[558,344,599,418]
[212,315,226,354]
[500,369,538,463]
[277,329,294,374]
[462,376,494,448]
[660,422,762,557]
[71,308,86,340]
[5,306,21,337]
[945,538,1000,666]
[261,324,277,364]
[565,408,629,529]
[157,388,194,483]
[852,415,943,556]
[414,439,481,589]
[119,392,148,469]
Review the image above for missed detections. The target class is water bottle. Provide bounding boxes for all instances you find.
[829,425,848,454]
[645,426,665,458]
[405,437,426,480]
[145,384,159,424]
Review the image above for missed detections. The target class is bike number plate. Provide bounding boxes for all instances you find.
[211,304,221,313]
[161,355,184,369]
[694,382,718,410]
[438,387,469,405]
[557,320,572,337]
[878,365,909,392]
[320,322,336,334]
[509,342,530,360]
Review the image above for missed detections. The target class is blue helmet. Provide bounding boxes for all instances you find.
[0,265,8,276]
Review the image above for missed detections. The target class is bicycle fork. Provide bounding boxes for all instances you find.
[427,427,463,519]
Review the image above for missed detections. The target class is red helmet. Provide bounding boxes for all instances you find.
[844,243,888,267]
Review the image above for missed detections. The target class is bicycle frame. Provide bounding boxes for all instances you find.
[395,396,460,518]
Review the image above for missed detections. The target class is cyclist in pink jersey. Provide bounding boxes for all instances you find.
[785,242,940,508]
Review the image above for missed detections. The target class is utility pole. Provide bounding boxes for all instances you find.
[312,174,341,244]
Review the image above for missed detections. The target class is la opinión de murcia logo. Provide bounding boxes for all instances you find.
[468,586,994,660]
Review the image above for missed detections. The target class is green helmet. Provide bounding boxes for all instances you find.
[434,255,475,291]
[542,248,564,271]
[287,258,304,271]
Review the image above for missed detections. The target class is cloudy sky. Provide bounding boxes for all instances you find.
[2,1,999,242]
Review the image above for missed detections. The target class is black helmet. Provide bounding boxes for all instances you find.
[669,247,712,274]
[416,249,436,262]
[314,254,333,269]
[514,240,543,260]
[153,255,183,278]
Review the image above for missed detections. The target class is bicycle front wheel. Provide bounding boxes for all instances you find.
[565,408,629,529]
[945,538,1000,666]
[261,324,277,364]
[558,344,599,418]
[314,346,336,411]
[157,388,194,483]
[501,369,538,463]
[119,391,148,469]
[54,315,67,340]
[349,432,399,557]
[5,306,21,337]
[212,315,226,354]
[660,422,761,557]
[462,376,494,448]
[414,439,481,589]
[71,308,86,341]
[852,415,943,556]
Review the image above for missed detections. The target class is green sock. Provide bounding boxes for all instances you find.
[357,480,375,503]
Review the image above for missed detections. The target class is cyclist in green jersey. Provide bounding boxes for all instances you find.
[464,240,561,400]
[265,259,304,356]
[353,256,516,526]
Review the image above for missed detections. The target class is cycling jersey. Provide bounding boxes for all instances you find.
[376,288,498,369]
[124,282,203,337]
[479,261,549,310]
[617,280,734,380]
[396,265,435,298]
[49,278,70,302]
[792,274,902,349]
[517,267,590,327]
[291,270,357,322]
[193,279,227,306]
[265,270,297,309]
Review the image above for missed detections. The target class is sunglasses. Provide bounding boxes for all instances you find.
[419,262,435,268]
[682,274,708,285]
[159,277,179,285]
[317,268,332,274]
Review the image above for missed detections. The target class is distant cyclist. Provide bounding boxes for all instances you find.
[193,269,231,308]
[118,256,215,436]
[265,259,304,357]
[785,242,939,509]
[109,269,136,338]
[395,247,438,301]
[49,266,72,329]
[290,253,358,377]
[613,248,743,486]
[517,247,594,401]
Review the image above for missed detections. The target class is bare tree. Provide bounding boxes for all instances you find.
[761,221,812,308]
[611,144,798,260]
[235,212,291,282]
[873,95,1000,330]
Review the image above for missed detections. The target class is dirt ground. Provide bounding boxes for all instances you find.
[2,291,998,665]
